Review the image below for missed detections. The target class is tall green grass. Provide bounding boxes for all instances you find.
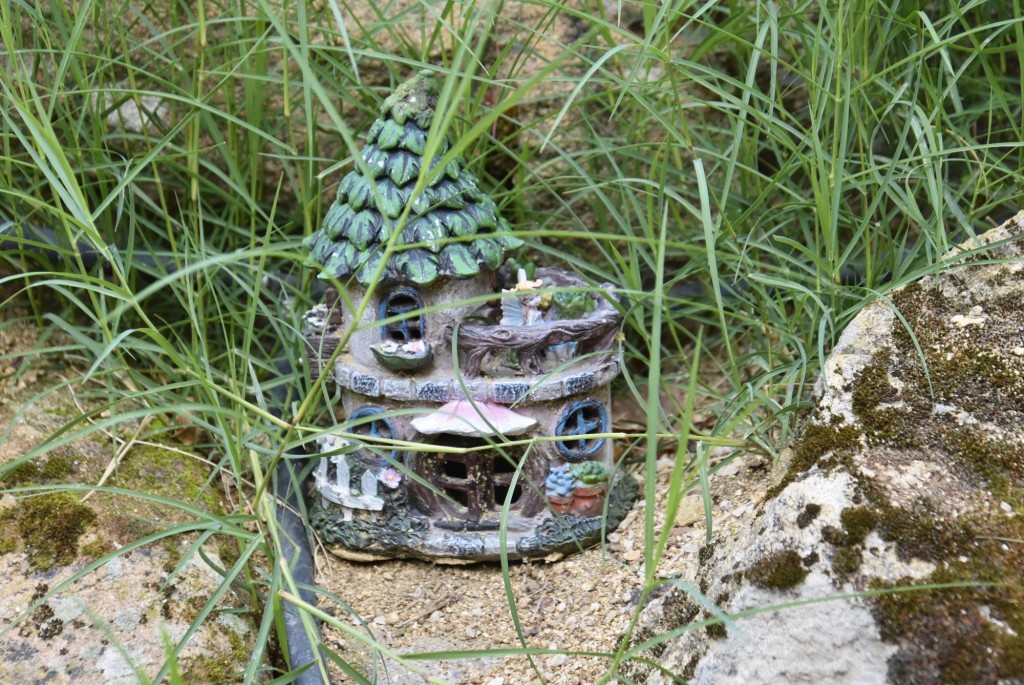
[1,0,1021,682]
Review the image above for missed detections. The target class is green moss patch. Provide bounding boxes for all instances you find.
[2,460,43,485]
[619,586,699,683]
[112,442,221,510]
[15,493,96,570]
[849,352,927,449]
[766,423,862,499]
[793,423,862,468]
[102,441,224,544]
[831,546,863,576]
[867,499,969,564]
[890,282,1024,416]
[850,353,898,416]
[818,505,877,578]
[861,491,1023,682]
[2,455,73,486]
[187,615,249,679]
[871,512,1024,684]
[40,455,72,480]
[854,274,1024,682]
[747,549,809,590]
[839,506,877,542]
[796,503,821,528]
[941,428,1024,504]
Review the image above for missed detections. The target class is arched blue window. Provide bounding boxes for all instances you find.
[555,399,608,462]
[348,406,399,463]
[379,287,425,343]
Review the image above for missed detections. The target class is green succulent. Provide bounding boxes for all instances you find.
[553,290,595,320]
[570,461,610,485]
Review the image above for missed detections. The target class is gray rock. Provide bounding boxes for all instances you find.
[0,547,253,684]
[637,212,1024,684]
[0,341,255,684]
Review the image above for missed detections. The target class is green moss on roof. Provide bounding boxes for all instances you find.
[305,70,522,286]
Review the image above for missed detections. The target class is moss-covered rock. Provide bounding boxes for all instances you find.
[0,321,252,682]
[639,212,1024,685]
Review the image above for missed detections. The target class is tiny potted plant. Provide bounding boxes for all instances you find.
[545,465,576,513]
[570,462,610,516]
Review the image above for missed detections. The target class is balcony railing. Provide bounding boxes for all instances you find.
[455,269,622,378]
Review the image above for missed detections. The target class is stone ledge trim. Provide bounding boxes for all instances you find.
[333,354,623,403]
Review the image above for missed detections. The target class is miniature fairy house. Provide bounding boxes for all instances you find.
[303,71,635,561]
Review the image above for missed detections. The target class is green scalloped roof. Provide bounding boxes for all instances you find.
[304,70,522,286]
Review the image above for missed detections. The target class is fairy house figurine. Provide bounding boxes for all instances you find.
[302,71,634,561]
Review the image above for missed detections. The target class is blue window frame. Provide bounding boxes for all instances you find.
[555,399,608,461]
[379,287,425,343]
[347,406,399,463]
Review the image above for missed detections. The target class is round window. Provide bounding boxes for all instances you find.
[555,399,608,462]
[347,406,399,463]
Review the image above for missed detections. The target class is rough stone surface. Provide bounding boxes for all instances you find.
[636,212,1024,685]
[0,548,251,685]
[0,320,253,684]
[691,572,895,685]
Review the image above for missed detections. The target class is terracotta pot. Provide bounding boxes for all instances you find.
[547,494,575,513]
[571,484,608,516]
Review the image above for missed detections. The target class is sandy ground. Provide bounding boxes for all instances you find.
[315,440,773,684]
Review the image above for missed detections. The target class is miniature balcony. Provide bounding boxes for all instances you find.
[454,267,622,379]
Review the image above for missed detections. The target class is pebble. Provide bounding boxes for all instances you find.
[1013,346,1024,356]
[732,503,753,518]
[951,307,987,328]
[486,679,505,685]
[674,495,705,527]
[718,463,739,477]
[548,654,568,667]
[1000,501,1013,513]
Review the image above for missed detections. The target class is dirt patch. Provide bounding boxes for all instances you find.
[316,441,773,684]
